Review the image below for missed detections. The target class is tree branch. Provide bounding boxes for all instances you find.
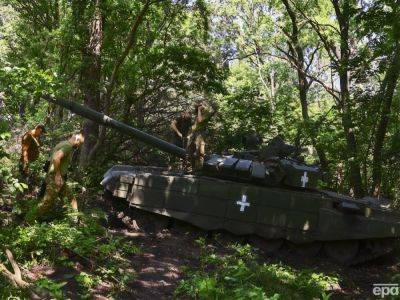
[305,43,321,73]
[0,249,46,299]
[289,0,339,62]
[88,0,153,161]
[103,0,152,111]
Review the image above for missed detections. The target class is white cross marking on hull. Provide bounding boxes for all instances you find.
[237,195,250,212]
[301,171,309,187]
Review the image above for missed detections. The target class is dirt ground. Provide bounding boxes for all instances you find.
[95,197,400,300]
[2,194,399,299]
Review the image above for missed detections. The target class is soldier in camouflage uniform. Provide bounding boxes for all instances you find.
[19,124,45,176]
[170,110,192,171]
[35,133,85,219]
[171,111,192,149]
[187,102,214,171]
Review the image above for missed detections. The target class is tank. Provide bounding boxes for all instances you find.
[47,97,400,265]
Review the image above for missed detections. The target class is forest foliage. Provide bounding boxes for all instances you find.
[0,0,399,298]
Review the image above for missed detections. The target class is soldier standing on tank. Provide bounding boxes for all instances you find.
[19,124,46,177]
[170,110,192,171]
[187,102,214,171]
[32,133,85,220]
[170,110,192,149]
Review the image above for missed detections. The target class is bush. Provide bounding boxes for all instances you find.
[175,242,338,299]
[0,213,137,298]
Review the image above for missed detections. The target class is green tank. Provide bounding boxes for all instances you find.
[48,97,400,265]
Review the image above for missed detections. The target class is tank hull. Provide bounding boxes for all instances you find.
[102,165,400,244]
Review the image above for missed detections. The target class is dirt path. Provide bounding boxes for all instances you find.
[106,208,205,299]
[127,231,196,299]
[101,201,400,300]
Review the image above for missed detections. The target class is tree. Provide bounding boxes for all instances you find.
[79,0,103,165]
[294,0,364,196]
[280,0,329,173]
[365,0,400,196]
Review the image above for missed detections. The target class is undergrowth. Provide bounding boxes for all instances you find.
[175,238,339,300]
[0,211,139,299]
[0,124,141,298]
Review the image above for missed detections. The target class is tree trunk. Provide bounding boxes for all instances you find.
[372,42,400,196]
[340,92,363,197]
[333,0,364,197]
[282,0,329,173]
[84,0,151,163]
[79,0,103,165]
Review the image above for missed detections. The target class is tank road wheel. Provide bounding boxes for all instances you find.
[103,189,115,202]
[362,239,395,261]
[291,242,322,257]
[324,240,359,265]
[249,236,284,254]
[371,239,394,255]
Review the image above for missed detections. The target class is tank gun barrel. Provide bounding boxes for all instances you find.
[44,96,187,158]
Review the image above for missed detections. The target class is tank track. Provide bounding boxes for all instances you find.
[251,239,395,265]
[105,191,395,265]
[350,239,394,265]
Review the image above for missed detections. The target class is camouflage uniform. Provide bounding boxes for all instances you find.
[171,113,193,171]
[171,114,192,149]
[36,140,76,218]
[19,131,40,175]
[187,106,213,171]
[36,176,75,216]
[187,133,206,171]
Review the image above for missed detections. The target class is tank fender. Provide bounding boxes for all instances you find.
[101,165,139,196]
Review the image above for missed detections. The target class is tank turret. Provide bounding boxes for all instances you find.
[203,136,321,189]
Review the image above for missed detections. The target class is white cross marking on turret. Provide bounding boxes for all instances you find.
[237,195,250,212]
[301,171,309,187]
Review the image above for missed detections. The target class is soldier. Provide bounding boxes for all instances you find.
[187,102,214,171]
[170,110,192,149]
[19,124,46,176]
[34,133,85,219]
[170,110,192,171]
